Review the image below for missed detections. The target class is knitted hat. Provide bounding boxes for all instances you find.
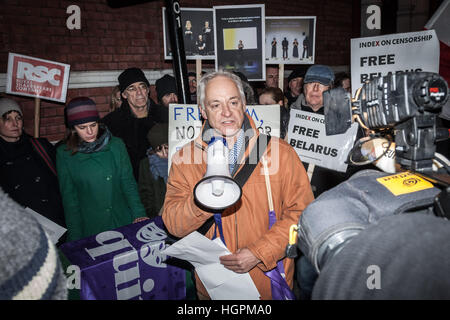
[288,66,308,83]
[155,75,177,102]
[147,123,168,150]
[304,64,335,86]
[0,189,67,300]
[0,98,22,117]
[66,97,99,127]
[118,67,150,94]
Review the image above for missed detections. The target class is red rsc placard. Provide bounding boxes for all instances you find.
[6,52,71,103]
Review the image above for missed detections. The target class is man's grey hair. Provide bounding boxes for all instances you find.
[197,70,246,110]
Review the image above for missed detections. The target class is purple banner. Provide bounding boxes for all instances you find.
[60,217,186,300]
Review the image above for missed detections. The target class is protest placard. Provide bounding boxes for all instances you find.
[6,52,70,103]
[287,109,358,172]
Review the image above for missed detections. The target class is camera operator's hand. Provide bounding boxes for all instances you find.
[219,248,261,273]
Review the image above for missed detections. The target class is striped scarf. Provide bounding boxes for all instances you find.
[228,129,244,175]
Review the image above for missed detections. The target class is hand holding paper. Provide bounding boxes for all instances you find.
[162,231,260,300]
[219,248,261,273]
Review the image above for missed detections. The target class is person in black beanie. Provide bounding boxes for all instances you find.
[101,67,157,180]
[285,66,308,108]
[151,74,179,124]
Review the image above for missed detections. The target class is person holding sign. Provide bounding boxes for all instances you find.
[289,65,367,300]
[0,98,67,241]
[162,71,314,300]
[57,97,148,241]
[291,64,334,115]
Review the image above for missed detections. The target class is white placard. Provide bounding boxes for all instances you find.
[350,30,439,96]
[287,109,358,172]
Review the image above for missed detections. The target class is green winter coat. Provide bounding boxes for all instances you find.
[56,136,145,241]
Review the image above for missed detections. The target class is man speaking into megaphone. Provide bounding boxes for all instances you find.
[162,71,314,300]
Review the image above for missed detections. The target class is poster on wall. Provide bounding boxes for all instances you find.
[213,4,265,81]
[265,16,316,65]
[163,7,215,60]
[6,52,70,103]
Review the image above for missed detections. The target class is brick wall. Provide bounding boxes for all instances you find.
[0,0,355,141]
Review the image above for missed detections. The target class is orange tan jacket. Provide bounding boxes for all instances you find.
[162,114,314,299]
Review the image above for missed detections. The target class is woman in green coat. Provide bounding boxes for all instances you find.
[57,97,147,242]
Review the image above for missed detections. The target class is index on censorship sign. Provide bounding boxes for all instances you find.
[287,109,358,172]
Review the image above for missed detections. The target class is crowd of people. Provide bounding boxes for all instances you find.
[1,61,448,300]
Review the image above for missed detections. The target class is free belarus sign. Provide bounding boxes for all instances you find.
[287,110,358,172]
[6,53,70,103]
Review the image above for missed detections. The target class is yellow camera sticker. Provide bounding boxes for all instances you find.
[376,172,434,196]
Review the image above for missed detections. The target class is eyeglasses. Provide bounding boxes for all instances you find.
[126,83,148,94]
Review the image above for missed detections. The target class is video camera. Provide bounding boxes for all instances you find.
[286,72,450,274]
[323,71,449,172]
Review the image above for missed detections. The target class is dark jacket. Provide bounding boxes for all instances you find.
[150,103,169,124]
[138,156,167,218]
[101,100,156,180]
[284,91,299,108]
[0,133,66,228]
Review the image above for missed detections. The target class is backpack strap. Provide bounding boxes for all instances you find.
[197,134,271,235]
[30,138,57,176]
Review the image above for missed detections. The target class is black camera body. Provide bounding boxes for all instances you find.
[323,72,449,172]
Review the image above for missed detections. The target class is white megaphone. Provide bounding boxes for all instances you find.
[194,137,242,211]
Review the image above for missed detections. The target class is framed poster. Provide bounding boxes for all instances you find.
[265,16,316,65]
[163,7,215,60]
[213,4,265,81]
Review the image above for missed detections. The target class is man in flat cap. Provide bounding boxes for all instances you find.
[101,67,157,180]
[290,64,334,115]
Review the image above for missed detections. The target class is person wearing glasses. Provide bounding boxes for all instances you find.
[138,123,169,218]
[57,97,148,241]
[101,67,157,181]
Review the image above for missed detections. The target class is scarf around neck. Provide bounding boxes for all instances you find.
[78,124,112,154]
